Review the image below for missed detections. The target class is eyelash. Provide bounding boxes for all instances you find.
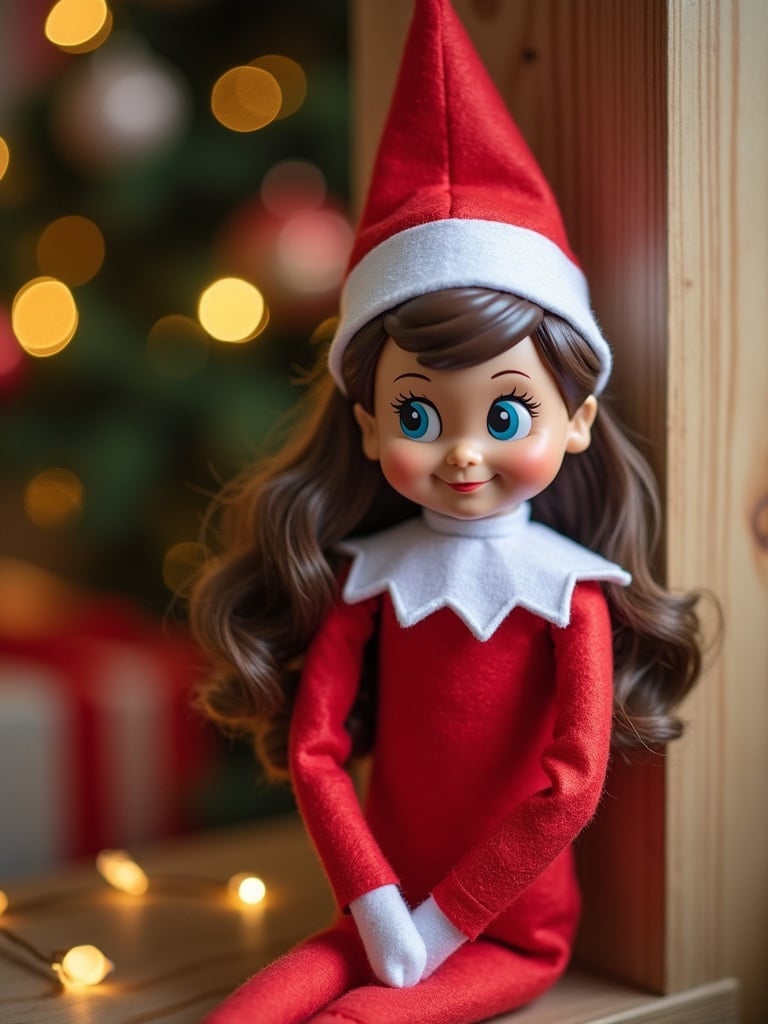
[496,388,541,417]
[391,389,541,416]
[390,390,431,413]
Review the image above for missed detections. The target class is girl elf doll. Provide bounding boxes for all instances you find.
[191,1,702,1021]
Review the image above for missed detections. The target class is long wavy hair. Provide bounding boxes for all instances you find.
[190,287,703,778]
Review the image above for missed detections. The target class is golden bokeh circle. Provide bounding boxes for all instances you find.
[197,278,266,343]
[45,0,110,50]
[12,277,78,357]
[211,66,282,133]
[250,56,307,120]
[37,215,105,287]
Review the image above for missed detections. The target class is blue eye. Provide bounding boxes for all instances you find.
[396,398,442,441]
[487,399,533,441]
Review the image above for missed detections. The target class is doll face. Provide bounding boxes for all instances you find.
[354,336,597,520]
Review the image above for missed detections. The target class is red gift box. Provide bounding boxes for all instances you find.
[0,563,210,879]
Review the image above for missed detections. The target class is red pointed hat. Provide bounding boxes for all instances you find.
[329,0,611,393]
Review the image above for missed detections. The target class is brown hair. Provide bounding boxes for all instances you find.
[190,288,704,777]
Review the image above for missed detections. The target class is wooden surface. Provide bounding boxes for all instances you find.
[664,0,768,1018]
[0,816,738,1023]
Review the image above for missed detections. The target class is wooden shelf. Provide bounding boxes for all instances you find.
[0,816,737,1023]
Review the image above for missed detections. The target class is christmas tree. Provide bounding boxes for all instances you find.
[0,0,350,616]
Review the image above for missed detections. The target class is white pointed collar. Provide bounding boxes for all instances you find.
[338,503,630,641]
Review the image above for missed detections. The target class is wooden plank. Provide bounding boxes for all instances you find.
[665,2,768,1021]
[0,818,739,1023]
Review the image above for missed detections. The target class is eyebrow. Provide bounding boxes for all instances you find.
[490,369,531,380]
[393,372,432,383]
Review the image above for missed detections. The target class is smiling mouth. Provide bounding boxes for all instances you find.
[443,480,491,493]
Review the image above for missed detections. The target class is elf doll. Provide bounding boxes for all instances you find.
[190,1,702,1021]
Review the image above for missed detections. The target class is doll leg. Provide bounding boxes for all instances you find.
[203,917,371,1024]
[307,938,567,1024]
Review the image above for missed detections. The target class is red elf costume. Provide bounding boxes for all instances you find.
[204,1,629,1021]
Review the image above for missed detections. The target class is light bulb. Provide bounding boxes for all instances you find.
[96,849,149,895]
[53,944,113,986]
[228,873,267,906]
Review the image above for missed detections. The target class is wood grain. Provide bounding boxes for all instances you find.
[665,2,768,1021]
[0,816,738,1023]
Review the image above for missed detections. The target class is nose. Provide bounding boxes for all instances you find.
[446,441,483,468]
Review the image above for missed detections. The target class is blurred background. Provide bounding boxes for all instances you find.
[0,0,349,877]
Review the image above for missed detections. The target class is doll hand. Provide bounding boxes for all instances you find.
[411,895,467,978]
[350,883,427,987]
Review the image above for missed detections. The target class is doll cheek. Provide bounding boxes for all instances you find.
[380,444,431,491]
[502,445,564,488]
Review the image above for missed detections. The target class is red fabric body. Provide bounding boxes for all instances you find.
[348,0,577,271]
[206,581,614,1023]
[290,581,613,948]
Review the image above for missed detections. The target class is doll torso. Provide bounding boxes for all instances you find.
[366,596,580,952]
[291,507,627,955]
[368,597,557,904]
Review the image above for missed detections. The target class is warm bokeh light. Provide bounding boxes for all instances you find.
[24,469,85,528]
[211,66,282,132]
[276,210,353,295]
[45,0,110,51]
[228,873,267,906]
[96,850,150,896]
[260,160,326,218]
[0,137,9,181]
[250,55,307,120]
[147,314,209,378]
[0,891,8,915]
[197,277,267,343]
[162,541,207,596]
[52,40,191,172]
[53,944,114,987]
[37,215,105,286]
[11,277,78,357]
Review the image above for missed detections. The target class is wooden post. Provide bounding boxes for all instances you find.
[350,1,767,1020]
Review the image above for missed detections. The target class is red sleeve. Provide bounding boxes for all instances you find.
[289,592,400,910]
[430,581,615,939]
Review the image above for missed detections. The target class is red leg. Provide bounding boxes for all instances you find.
[202,918,371,1024]
[307,938,567,1024]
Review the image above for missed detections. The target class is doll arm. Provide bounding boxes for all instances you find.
[429,581,615,940]
[289,592,399,904]
[290,592,426,983]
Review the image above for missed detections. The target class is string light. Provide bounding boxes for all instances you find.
[96,850,149,896]
[0,927,113,988]
[52,944,114,987]
[1,854,267,994]
[228,873,267,906]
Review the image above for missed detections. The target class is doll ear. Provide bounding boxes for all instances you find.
[353,403,381,461]
[565,396,598,454]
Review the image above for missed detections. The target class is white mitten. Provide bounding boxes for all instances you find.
[411,895,467,978]
[350,883,427,987]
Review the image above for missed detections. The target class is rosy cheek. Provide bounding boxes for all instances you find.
[380,442,430,493]
[502,443,564,488]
